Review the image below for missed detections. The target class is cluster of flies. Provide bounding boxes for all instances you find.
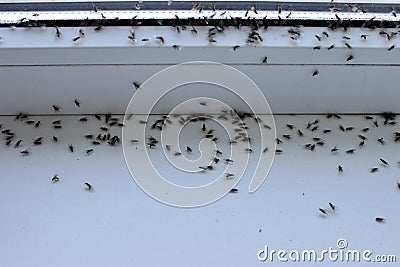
[134,104,270,194]
[52,174,93,191]
[318,202,385,223]
[2,97,400,217]
[131,105,400,219]
[275,112,399,223]
[1,98,128,191]
[3,1,399,62]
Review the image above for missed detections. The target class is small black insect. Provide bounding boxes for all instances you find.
[378,137,385,144]
[344,42,352,49]
[33,137,43,145]
[74,99,80,107]
[84,182,93,190]
[20,149,30,156]
[339,125,345,132]
[370,167,379,173]
[397,181,400,189]
[323,129,331,134]
[313,46,321,50]
[388,45,395,51]
[319,208,327,215]
[186,24,197,34]
[100,127,108,132]
[52,174,59,183]
[329,202,336,212]
[55,26,61,38]
[14,139,22,148]
[232,45,240,51]
[283,134,291,140]
[53,136,58,142]
[338,165,343,173]
[128,30,136,42]
[133,81,141,90]
[346,149,355,154]
[331,146,339,153]
[315,35,321,41]
[391,8,397,17]
[73,36,81,42]
[186,146,192,153]
[312,70,319,76]
[54,125,62,129]
[52,105,61,112]
[80,117,88,122]
[156,36,165,44]
[92,4,99,12]
[285,124,294,130]
[375,217,385,223]
[316,141,324,146]
[346,55,354,61]
[361,34,368,40]
[359,134,367,140]
[262,56,268,64]
[380,158,389,166]
[34,121,40,128]
[172,45,181,50]
[229,188,238,193]
[225,173,234,178]
[275,149,283,154]
[68,144,74,152]
[297,129,303,136]
[263,124,272,129]
[86,149,94,155]
[327,44,335,50]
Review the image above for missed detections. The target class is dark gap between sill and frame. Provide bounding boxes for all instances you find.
[1,1,400,13]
